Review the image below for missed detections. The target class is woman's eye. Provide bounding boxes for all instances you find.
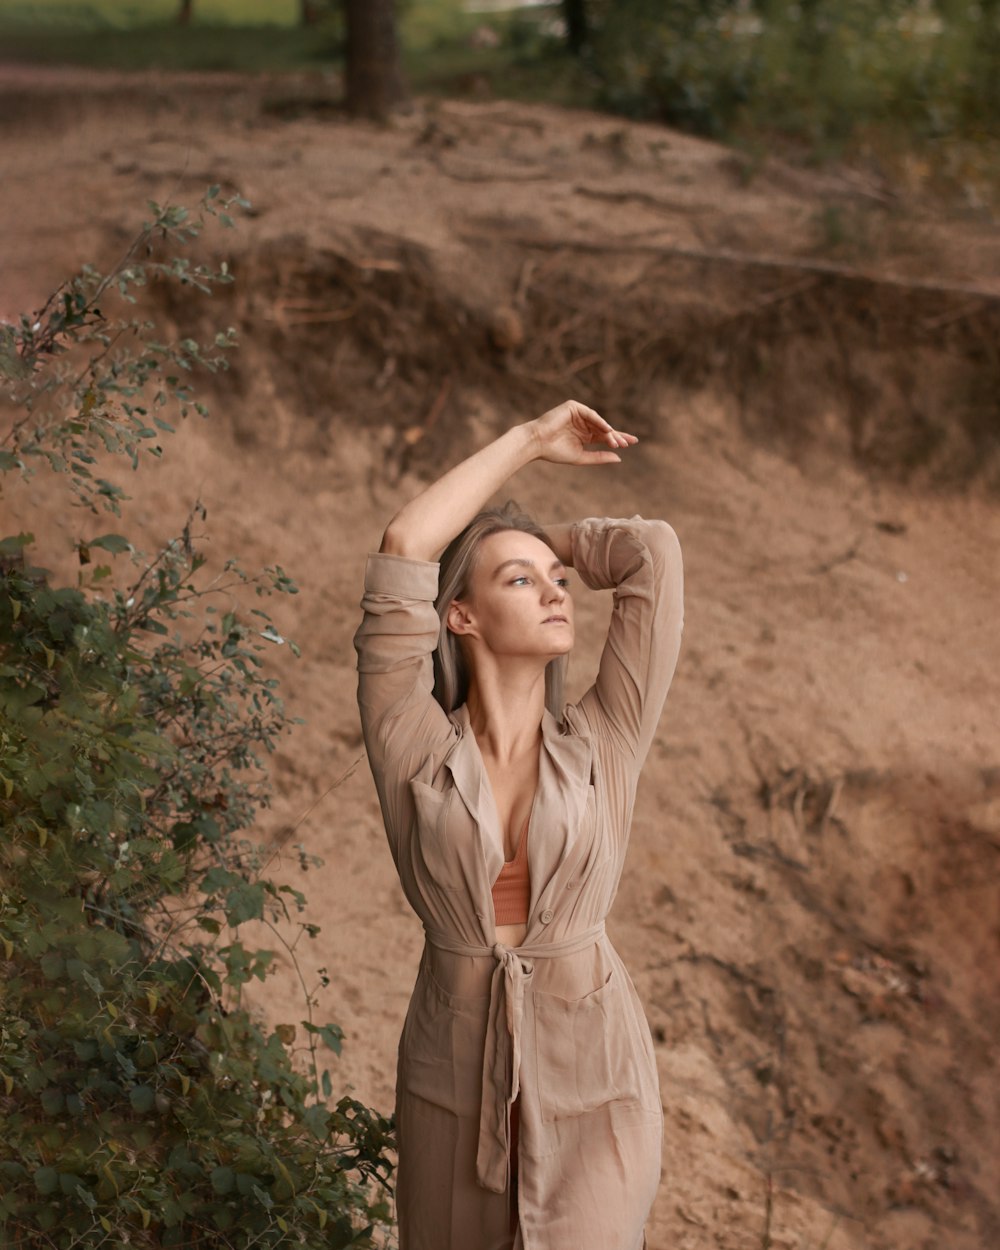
[511,576,530,586]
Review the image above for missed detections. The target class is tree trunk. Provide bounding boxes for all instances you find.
[300,0,320,25]
[563,0,588,55]
[344,0,406,120]
[177,0,193,24]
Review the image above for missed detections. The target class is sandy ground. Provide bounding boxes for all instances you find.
[2,66,999,1250]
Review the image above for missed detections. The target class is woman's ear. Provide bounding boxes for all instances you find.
[446,599,475,637]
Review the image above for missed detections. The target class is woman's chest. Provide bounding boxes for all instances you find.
[480,750,540,861]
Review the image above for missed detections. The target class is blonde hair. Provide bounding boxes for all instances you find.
[433,501,567,719]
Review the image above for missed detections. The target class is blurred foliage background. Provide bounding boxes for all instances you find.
[1,0,997,160]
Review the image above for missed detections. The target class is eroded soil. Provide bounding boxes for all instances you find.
[2,65,999,1250]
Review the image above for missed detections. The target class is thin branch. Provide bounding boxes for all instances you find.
[761,1168,774,1249]
[253,756,364,882]
[492,234,1000,303]
[573,183,705,216]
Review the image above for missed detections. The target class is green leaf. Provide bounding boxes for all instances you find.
[251,949,275,980]
[201,866,243,893]
[40,1088,65,1115]
[224,881,265,926]
[75,1182,98,1211]
[302,1104,330,1139]
[301,1021,343,1056]
[83,969,104,995]
[33,1166,59,1195]
[89,533,131,554]
[211,1204,235,1230]
[321,1023,344,1054]
[210,1165,235,1195]
[129,1084,156,1113]
[40,952,65,980]
[0,532,34,555]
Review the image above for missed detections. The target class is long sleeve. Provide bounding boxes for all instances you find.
[567,516,684,764]
[353,553,455,858]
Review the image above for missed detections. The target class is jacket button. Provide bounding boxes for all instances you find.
[540,908,554,924]
[565,881,576,891]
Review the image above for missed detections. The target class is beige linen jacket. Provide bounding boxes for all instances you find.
[354,517,684,1250]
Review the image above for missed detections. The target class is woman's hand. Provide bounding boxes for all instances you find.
[529,400,637,466]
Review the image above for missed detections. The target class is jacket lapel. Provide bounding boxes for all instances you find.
[442,706,504,884]
[530,710,593,900]
[442,706,594,911]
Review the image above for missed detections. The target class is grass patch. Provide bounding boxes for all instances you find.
[0,0,342,72]
[0,1,584,101]
[0,23,340,72]
[0,0,517,76]
[0,0,302,27]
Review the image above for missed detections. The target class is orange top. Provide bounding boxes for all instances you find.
[491,819,530,926]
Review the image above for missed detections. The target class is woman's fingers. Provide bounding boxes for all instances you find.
[581,425,635,457]
[579,412,637,450]
[533,401,638,463]
[575,411,636,449]
[604,429,637,449]
[598,428,637,450]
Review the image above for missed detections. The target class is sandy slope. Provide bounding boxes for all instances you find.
[2,66,998,1250]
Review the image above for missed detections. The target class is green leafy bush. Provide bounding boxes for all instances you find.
[585,0,1000,149]
[0,192,393,1247]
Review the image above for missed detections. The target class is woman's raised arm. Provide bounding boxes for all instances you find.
[380,401,636,560]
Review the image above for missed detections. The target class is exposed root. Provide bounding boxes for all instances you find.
[149,224,1000,491]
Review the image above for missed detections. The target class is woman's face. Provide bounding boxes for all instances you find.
[447,529,574,661]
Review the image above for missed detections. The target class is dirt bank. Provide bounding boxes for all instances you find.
[2,67,998,1250]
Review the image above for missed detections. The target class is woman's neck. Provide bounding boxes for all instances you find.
[465,665,545,763]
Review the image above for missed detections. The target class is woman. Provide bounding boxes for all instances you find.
[354,400,684,1250]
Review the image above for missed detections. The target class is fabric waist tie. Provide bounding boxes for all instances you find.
[423,920,606,1194]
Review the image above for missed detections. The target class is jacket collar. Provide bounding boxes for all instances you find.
[443,704,593,885]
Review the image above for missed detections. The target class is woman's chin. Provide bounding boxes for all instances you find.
[546,635,575,657]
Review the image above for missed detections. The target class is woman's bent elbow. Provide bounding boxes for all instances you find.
[379,524,433,560]
[644,518,681,560]
[379,525,405,556]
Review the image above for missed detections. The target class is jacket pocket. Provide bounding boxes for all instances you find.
[532,967,641,1123]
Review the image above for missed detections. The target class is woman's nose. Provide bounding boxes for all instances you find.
[544,580,566,603]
